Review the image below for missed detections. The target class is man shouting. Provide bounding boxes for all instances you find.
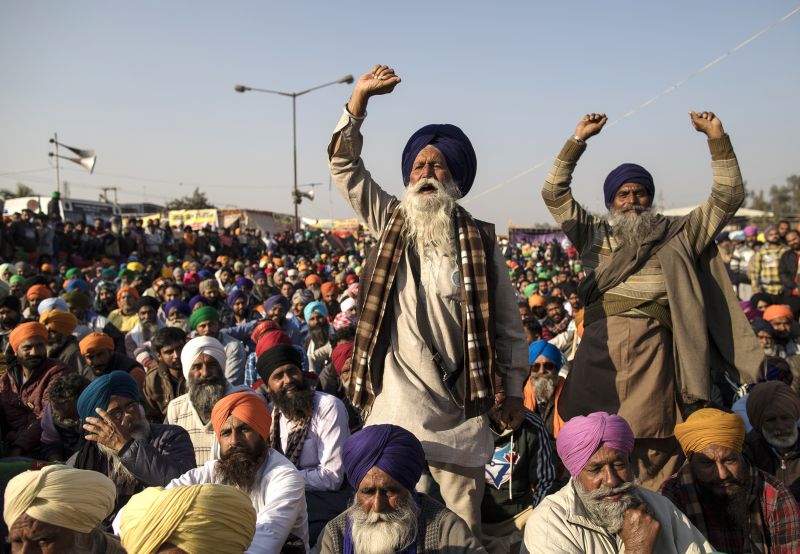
[328,64,528,536]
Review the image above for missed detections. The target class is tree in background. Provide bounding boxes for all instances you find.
[747,174,800,225]
[0,182,36,200]
[164,187,215,210]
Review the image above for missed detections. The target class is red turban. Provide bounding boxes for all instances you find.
[9,322,49,353]
[210,392,270,440]
[26,285,52,301]
[254,330,292,359]
[250,320,281,344]
[331,341,353,375]
[763,304,794,322]
[79,332,116,356]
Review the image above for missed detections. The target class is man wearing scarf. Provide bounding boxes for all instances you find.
[542,111,762,490]
[660,408,800,553]
[329,65,527,537]
[320,424,486,554]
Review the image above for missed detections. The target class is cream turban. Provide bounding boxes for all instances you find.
[180,335,227,380]
[120,484,256,554]
[4,465,116,533]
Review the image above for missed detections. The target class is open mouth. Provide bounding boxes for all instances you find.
[418,184,437,194]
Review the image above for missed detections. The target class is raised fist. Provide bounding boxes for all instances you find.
[354,64,401,99]
[574,113,608,141]
[689,111,724,139]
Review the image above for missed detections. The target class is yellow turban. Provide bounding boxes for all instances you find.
[120,484,256,554]
[40,309,78,336]
[674,408,745,457]
[4,465,116,533]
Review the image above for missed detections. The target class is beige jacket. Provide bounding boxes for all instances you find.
[521,481,713,554]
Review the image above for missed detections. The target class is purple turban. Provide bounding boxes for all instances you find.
[264,294,290,313]
[164,299,190,318]
[343,424,426,493]
[556,412,634,477]
[227,289,247,308]
[188,295,209,311]
[401,124,477,198]
[235,277,253,291]
[603,163,654,208]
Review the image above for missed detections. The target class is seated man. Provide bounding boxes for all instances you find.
[162,391,309,553]
[120,484,256,554]
[319,424,486,553]
[744,381,800,499]
[4,465,122,553]
[189,305,246,386]
[40,309,84,373]
[143,326,187,421]
[663,407,800,553]
[257,342,350,544]
[522,412,713,554]
[0,322,71,457]
[40,372,89,461]
[523,340,564,447]
[166,335,252,465]
[79,331,145,388]
[124,295,162,358]
[69,371,196,520]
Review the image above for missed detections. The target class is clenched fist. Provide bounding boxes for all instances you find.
[574,113,608,142]
[619,504,661,554]
[689,111,724,139]
[347,65,401,116]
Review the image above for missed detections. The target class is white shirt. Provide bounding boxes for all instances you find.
[276,391,349,491]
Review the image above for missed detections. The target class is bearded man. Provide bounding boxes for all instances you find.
[779,230,800,296]
[190,305,246,386]
[159,391,309,553]
[750,224,788,296]
[329,64,527,536]
[762,304,800,358]
[124,295,162,358]
[522,412,713,554]
[0,294,23,355]
[542,111,762,489]
[39,309,84,372]
[661,408,800,553]
[257,342,350,544]
[264,294,304,345]
[69,371,195,521]
[108,286,140,333]
[319,424,487,554]
[523,340,563,450]
[743,381,800,500]
[304,300,333,374]
[79,331,145,387]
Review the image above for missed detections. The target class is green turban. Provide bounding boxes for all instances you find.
[189,306,220,331]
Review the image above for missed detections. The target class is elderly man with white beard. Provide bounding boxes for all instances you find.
[521,412,713,554]
[328,64,528,539]
[319,424,486,554]
[542,111,762,490]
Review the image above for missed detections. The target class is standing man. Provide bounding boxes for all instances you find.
[541,111,762,489]
[750,225,788,296]
[329,65,528,535]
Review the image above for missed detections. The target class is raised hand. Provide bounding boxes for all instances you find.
[348,65,401,116]
[574,113,608,141]
[619,504,661,554]
[83,407,131,453]
[689,111,724,139]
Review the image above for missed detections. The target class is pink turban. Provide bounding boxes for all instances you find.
[556,412,635,477]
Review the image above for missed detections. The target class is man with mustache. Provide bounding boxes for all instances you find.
[329,64,528,538]
[39,308,84,373]
[522,412,713,554]
[259,342,350,544]
[0,322,71,457]
[160,391,309,553]
[743,381,800,501]
[264,294,304,346]
[661,408,800,553]
[190,305,247,386]
[124,295,162,358]
[79,331,145,388]
[542,111,762,489]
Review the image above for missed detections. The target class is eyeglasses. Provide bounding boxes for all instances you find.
[106,401,140,421]
[531,362,556,371]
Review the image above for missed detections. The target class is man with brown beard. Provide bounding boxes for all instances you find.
[543,111,762,489]
[39,309,84,373]
[124,295,162,358]
[166,335,252,465]
[162,391,309,553]
[258,342,350,545]
[661,408,800,553]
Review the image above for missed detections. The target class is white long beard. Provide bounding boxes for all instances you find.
[606,206,660,246]
[348,495,419,554]
[532,375,555,405]
[574,478,641,534]
[98,413,150,487]
[763,425,799,449]
[400,177,459,258]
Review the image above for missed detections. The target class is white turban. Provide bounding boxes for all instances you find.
[180,335,227,379]
[340,297,357,314]
[4,465,116,533]
[37,297,69,316]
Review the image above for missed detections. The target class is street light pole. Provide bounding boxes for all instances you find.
[234,74,354,232]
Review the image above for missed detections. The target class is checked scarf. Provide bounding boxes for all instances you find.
[349,200,495,419]
[269,410,311,468]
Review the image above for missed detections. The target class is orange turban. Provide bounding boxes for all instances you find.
[116,286,140,306]
[79,332,115,356]
[674,408,745,457]
[763,304,794,323]
[26,285,52,301]
[210,392,270,441]
[528,294,545,308]
[9,322,49,353]
[320,282,336,296]
[39,310,78,336]
[305,274,322,287]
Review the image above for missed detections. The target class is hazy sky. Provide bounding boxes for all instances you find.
[1,1,798,232]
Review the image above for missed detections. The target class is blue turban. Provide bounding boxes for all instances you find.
[188,295,209,311]
[603,163,654,208]
[77,371,139,421]
[528,340,563,369]
[235,277,253,290]
[264,294,290,313]
[303,301,328,323]
[343,424,426,493]
[401,124,477,198]
[65,279,90,293]
[164,299,190,318]
[227,290,247,308]
[198,269,212,280]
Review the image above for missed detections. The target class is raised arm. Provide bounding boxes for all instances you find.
[328,65,402,234]
[541,114,607,252]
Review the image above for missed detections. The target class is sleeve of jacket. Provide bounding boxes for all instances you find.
[778,250,798,293]
[436,509,488,553]
[118,424,196,486]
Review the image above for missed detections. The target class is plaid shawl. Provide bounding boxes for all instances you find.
[349,201,495,419]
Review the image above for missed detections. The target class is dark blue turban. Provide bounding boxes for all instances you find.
[263,294,290,313]
[165,299,190,318]
[603,163,655,208]
[77,371,139,421]
[343,424,426,493]
[401,124,477,198]
[227,289,247,308]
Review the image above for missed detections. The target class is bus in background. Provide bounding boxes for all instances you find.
[2,196,121,223]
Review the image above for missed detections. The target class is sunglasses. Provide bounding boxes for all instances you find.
[531,362,556,371]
